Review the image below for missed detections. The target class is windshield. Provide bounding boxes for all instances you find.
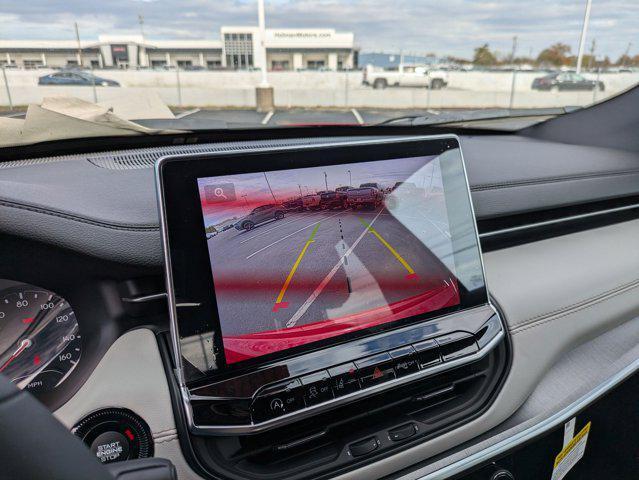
[1,1,637,146]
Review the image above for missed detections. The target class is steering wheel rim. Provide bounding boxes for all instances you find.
[0,373,113,480]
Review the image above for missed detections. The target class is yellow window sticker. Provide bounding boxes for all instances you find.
[551,421,591,480]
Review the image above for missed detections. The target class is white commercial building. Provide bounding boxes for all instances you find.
[0,27,356,71]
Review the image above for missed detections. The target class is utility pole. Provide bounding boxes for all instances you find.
[324,172,328,191]
[508,36,518,110]
[1,67,13,111]
[347,169,352,186]
[622,42,632,67]
[263,172,277,202]
[587,38,596,71]
[138,14,148,68]
[138,14,145,38]
[576,0,592,74]
[74,22,83,67]
[298,184,303,197]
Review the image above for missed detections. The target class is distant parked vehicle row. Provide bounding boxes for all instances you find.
[233,183,391,232]
[531,72,604,92]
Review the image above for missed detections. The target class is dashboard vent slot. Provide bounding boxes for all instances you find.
[0,136,384,170]
[85,137,378,170]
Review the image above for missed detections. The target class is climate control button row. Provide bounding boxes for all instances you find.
[251,330,482,422]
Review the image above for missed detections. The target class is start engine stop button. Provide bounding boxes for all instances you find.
[90,431,130,464]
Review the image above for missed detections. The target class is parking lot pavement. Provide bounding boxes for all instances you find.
[207,207,455,337]
[1,106,448,124]
[172,108,438,126]
[269,109,359,125]
[173,108,265,126]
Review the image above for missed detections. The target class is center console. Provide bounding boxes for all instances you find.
[157,136,509,479]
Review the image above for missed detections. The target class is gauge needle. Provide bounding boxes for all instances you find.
[0,338,32,373]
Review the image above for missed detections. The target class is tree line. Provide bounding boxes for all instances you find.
[449,43,637,69]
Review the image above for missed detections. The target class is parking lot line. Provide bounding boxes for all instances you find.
[285,209,384,328]
[245,211,344,259]
[351,108,364,125]
[358,217,417,279]
[262,110,274,125]
[272,222,320,312]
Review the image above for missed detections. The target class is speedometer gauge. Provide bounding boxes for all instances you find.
[0,281,81,395]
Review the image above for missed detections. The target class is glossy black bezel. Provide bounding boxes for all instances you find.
[158,136,488,388]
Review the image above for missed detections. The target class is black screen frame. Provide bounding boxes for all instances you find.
[157,136,489,388]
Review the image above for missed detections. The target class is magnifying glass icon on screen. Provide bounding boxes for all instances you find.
[214,187,228,200]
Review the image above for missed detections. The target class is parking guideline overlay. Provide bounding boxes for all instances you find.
[358,217,418,280]
[273,222,321,312]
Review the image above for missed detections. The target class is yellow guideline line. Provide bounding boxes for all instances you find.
[358,217,416,276]
[273,222,321,310]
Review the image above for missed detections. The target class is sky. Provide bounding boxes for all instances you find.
[197,155,440,226]
[0,0,636,60]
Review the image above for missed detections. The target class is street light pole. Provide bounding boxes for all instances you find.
[508,35,518,109]
[348,169,352,186]
[576,0,593,74]
[324,172,328,191]
[255,0,274,112]
[257,0,268,87]
[588,38,596,71]
[1,67,13,111]
[74,22,83,67]
[263,172,277,202]
[622,42,632,67]
[298,184,303,197]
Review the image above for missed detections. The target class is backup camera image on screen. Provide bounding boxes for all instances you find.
[197,156,461,364]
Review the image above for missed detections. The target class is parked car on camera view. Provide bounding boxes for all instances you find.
[282,198,304,212]
[234,204,285,231]
[301,194,321,210]
[531,72,604,92]
[38,70,120,86]
[359,182,383,190]
[346,187,384,209]
[319,190,348,209]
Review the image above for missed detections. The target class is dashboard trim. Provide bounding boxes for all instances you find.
[419,356,639,479]
[479,202,639,238]
[183,325,504,435]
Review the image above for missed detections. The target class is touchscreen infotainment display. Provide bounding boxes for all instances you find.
[196,155,464,365]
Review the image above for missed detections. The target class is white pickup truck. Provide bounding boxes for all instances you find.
[363,64,449,89]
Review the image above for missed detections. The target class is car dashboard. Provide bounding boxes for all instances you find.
[1,122,639,480]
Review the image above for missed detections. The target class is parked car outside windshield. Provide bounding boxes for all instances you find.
[38,71,120,87]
